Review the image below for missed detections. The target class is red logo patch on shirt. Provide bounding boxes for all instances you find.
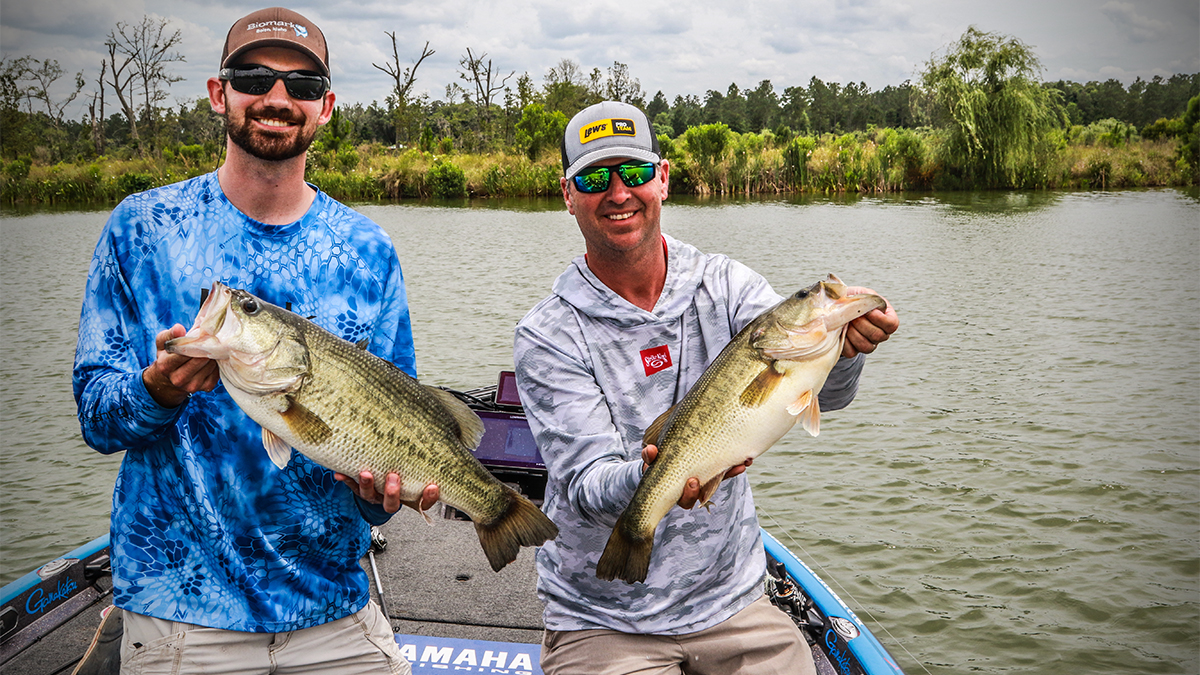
[640,345,673,376]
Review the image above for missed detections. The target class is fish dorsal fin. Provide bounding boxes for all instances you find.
[355,338,370,350]
[261,427,294,469]
[740,362,784,408]
[279,394,334,446]
[643,405,676,447]
[425,385,486,449]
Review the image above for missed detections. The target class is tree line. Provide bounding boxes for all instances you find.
[2,21,1198,194]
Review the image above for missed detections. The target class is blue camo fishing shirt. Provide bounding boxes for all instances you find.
[514,234,864,634]
[72,171,416,632]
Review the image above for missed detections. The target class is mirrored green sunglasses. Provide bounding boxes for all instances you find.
[572,162,657,193]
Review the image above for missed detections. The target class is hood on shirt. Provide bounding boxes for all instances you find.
[551,234,707,327]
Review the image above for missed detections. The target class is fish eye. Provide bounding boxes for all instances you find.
[241,298,260,315]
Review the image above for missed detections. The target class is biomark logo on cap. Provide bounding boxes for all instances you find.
[562,101,660,181]
[222,7,329,77]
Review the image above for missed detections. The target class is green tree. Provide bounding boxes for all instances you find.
[515,103,567,160]
[543,59,593,118]
[604,62,645,108]
[719,83,747,132]
[1179,94,1200,181]
[681,122,732,191]
[745,80,779,132]
[919,26,1064,187]
[806,77,842,133]
[670,94,702,137]
[317,106,355,154]
[682,123,731,167]
[779,86,811,134]
[646,91,669,121]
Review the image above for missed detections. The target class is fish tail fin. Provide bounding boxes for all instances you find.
[596,514,653,584]
[475,486,558,572]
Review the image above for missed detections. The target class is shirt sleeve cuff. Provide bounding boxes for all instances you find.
[129,370,188,429]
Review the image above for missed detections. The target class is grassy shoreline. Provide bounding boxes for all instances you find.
[1,128,1194,207]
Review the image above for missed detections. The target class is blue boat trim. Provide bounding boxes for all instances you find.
[761,528,903,674]
[0,533,110,606]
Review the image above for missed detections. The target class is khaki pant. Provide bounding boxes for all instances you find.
[541,594,817,675]
[120,601,410,675]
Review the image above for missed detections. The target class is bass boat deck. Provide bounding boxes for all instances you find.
[0,375,903,675]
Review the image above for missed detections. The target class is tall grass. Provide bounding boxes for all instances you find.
[2,128,1194,206]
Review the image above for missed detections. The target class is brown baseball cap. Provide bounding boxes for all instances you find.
[221,7,329,77]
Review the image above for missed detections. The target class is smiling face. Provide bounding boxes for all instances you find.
[208,46,334,162]
[561,157,671,260]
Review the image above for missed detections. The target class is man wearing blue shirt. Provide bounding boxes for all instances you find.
[73,8,429,673]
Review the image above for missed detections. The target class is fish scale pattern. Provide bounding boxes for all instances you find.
[72,171,416,632]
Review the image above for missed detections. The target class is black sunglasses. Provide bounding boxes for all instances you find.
[572,162,657,193]
[218,65,330,101]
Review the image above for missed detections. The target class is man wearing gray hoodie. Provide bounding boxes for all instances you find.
[514,101,898,674]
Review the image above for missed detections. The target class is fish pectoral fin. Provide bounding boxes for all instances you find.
[279,395,334,445]
[643,406,676,447]
[697,474,723,509]
[793,391,821,436]
[261,428,293,469]
[424,385,486,448]
[740,362,784,408]
[786,390,814,416]
[401,498,436,525]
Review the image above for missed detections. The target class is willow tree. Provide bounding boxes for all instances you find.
[919,26,1063,188]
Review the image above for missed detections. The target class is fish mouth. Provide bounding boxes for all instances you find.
[165,282,236,359]
[819,275,887,332]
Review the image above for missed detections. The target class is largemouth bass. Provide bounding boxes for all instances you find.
[596,274,886,583]
[166,282,557,572]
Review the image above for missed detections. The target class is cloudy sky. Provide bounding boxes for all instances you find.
[3,0,1197,119]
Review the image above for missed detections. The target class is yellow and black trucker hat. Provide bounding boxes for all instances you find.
[561,101,661,181]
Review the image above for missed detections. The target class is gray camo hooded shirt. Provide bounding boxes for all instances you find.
[514,233,864,635]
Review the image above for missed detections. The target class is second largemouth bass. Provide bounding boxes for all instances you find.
[596,274,886,583]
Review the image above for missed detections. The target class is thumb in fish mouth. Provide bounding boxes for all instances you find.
[165,328,230,360]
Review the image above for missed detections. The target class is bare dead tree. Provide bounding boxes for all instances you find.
[1,56,33,114]
[372,35,434,146]
[133,19,184,142]
[458,48,513,110]
[22,58,84,128]
[106,16,185,154]
[89,61,108,155]
[458,48,513,147]
[106,34,142,153]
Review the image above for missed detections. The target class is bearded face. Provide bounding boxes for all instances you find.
[222,100,320,162]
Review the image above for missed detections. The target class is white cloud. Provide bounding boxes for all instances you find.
[2,0,1196,119]
[1100,1,1171,42]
